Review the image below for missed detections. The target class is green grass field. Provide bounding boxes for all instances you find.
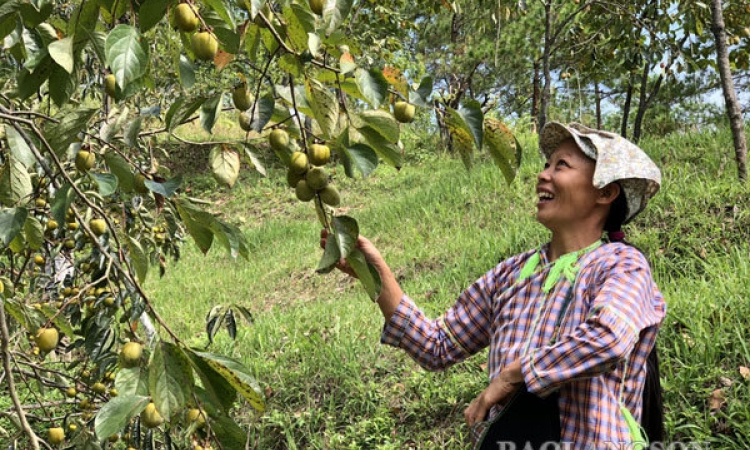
[147,126,750,449]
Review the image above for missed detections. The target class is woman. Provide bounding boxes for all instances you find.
[322,122,666,449]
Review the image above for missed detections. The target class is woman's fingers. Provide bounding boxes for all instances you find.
[464,397,487,428]
[464,379,521,428]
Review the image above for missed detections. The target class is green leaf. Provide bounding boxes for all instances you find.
[67,428,102,450]
[166,97,206,131]
[123,116,143,148]
[174,199,214,254]
[88,172,118,197]
[243,144,267,177]
[355,110,399,143]
[143,176,182,197]
[4,126,35,169]
[355,68,388,108]
[16,59,53,101]
[346,249,381,301]
[18,1,52,28]
[209,147,240,188]
[357,127,402,169]
[340,143,378,178]
[339,79,367,103]
[276,84,313,117]
[211,414,248,449]
[209,219,249,260]
[458,100,484,149]
[249,94,275,132]
[283,4,315,52]
[178,54,195,89]
[316,229,341,273]
[0,155,32,206]
[332,215,358,259]
[409,76,432,107]
[126,235,148,283]
[102,152,134,193]
[94,395,149,441]
[200,95,222,134]
[49,62,77,107]
[69,0,100,44]
[201,0,235,29]
[148,342,194,419]
[0,0,21,23]
[22,28,48,72]
[115,366,148,397]
[323,0,353,35]
[46,108,97,158]
[138,0,168,32]
[202,9,239,54]
[278,53,303,77]
[100,106,130,143]
[308,32,321,56]
[48,36,74,73]
[191,351,264,413]
[86,30,106,64]
[444,107,476,170]
[244,25,260,62]
[23,215,43,250]
[484,118,522,185]
[50,183,73,226]
[306,79,339,139]
[105,25,148,90]
[185,350,237,412]
[0,208,28,246]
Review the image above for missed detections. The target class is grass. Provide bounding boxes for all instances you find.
[145,125,750,449]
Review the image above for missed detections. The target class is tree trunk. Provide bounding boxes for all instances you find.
[538,1,552,133]
[532,61,541,133]
[633,62,651,143]
[710,0,748,182]
[594,82,602,129]
[620,74,635,138]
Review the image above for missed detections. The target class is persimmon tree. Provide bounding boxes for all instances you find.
[0,0,521,448]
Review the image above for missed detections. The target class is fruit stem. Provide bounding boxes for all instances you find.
[288,75,308,151]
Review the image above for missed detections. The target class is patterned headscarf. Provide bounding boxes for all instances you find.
[539,122,661,224]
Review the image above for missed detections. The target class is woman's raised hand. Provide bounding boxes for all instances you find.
[319,229,387,278]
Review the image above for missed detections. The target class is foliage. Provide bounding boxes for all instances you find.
[0,0,522,448]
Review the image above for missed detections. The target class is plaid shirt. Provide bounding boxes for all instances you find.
[381,241,666,448]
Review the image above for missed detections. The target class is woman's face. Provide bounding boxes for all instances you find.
[536,139,602,232]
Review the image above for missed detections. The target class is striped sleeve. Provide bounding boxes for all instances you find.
[521,249,666,397]
[380,263,506,371]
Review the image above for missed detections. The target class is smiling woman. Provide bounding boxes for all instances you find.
[321,122,666,450]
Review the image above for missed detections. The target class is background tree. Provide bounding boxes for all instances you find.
[0,0,521,448]
[708,0,748,181]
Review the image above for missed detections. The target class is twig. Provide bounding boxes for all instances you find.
[0,300,40,450]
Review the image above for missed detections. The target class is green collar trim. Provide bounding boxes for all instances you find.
[519,240,602,293]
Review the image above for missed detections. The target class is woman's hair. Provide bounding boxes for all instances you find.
[603,183,664,442]
[604,184,628,234]
[642,347,665,442]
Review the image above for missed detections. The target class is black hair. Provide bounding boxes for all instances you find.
[603,183,664,443]
[642,346,665,443]
[604,184,628,234]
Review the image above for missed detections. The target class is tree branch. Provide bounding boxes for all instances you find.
[0,301,40,450]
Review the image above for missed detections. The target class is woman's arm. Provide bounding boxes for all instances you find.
[320,230,402,321]
[321,230,503,371]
